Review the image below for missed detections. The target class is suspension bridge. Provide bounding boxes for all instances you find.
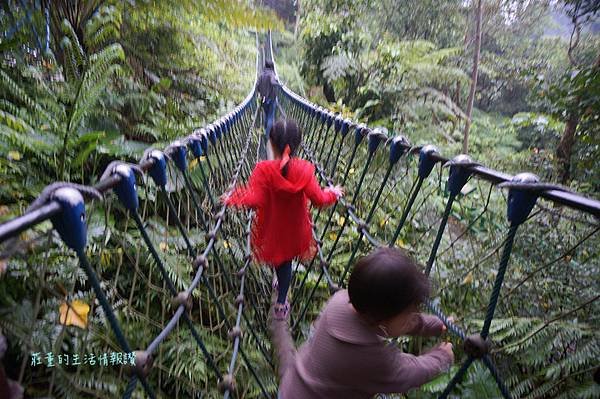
[0,31,598,399]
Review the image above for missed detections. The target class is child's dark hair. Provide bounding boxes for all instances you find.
[265,60,274,69]
[270,119,302,176]
[348,247,430,324]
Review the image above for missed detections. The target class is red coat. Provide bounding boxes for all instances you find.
[225,158,337,267]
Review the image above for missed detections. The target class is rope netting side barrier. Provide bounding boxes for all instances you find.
[0,35,281,398]
[266,32,600,398]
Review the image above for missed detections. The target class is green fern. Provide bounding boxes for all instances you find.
[85,5,122,50]
[60,18,87,70]
[321,52,355,82]
[467,317,599,399]
[69,44,124,133]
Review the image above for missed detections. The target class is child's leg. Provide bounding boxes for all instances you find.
[263,100,274,139]
[269,311,297,381]
[275,261,292,304]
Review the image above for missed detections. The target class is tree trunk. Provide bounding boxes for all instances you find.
[556,113,580,184]
[323,81,336,103]
[294,0,301,40]
[555,53,599,184]
[454,81,461,107]
[462,0,483,154]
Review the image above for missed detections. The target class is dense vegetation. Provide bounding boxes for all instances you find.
[285,1,599,397]
[0,0,598,398]
[291,0,599,192]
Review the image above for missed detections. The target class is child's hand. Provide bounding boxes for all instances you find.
[220,191,231,204]
[437,342,454,363]
[328,185,344,199]
[441,316,454,334]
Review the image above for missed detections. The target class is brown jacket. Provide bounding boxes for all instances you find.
[271,290,453,399]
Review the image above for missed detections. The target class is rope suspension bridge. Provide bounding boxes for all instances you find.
[0,31,598,399]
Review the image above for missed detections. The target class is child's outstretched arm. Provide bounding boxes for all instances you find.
[304,173,343,207]
[375,342,454,393]
[404,314,450,337]
[223,165,266,208]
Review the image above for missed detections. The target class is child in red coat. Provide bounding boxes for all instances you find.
[224,119,343,319]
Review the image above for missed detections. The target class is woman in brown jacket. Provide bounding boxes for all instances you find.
[270,247,454,399]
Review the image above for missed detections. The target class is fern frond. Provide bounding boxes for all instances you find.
[321,53,354,82]
[525,380,560,399]
[0,109,35,134]
[132,123,160,141]
[0,70,59,129]
[0,100,40,132]
[416,87,467,120]
[86,43,125,84]
[68,44,124,133]
[60,36,80,82]
[420,46,461,64]
[20,65,62,110]
[511,376,536,398]
[60,18,87,69]
[52,367,117,399]
[565,382,600,399]
[411,63,470,87]
[69,64,121,134]
[87,24,119,50]
[544,340,599,380]
[85,6,122,50]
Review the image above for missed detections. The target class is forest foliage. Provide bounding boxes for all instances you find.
[289,1,599,398]
[295,0,599,192]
